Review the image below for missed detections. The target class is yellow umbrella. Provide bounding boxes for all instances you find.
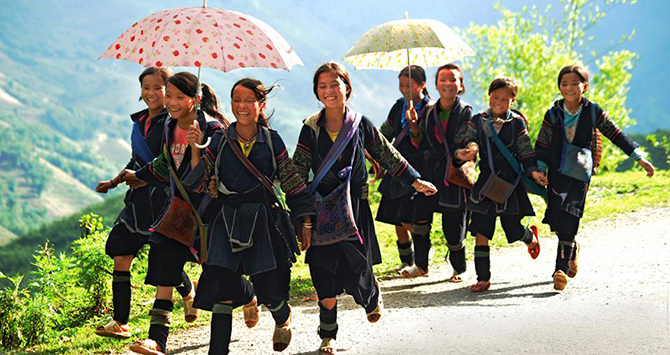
[344,14,475,70]
[344,13,475,103]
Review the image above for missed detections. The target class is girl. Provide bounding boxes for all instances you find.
[400,63,474,281]
[121,72,246,355]
[457,77,545,293]
[292,62,436,355]
[94,67,198,340]
[376,65,432,272]
[535,65,654,291]
[185,78,314,354]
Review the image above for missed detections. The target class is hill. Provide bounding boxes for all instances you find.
[0,194,125,286]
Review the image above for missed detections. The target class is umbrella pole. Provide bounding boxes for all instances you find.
[196,66,202,111]
[407,48,412,107]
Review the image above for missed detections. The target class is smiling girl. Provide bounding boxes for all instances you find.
[457,77,545,293]
[182,77,315,354]
[535,65,654,291]
[94,67,199,340]
[292,62,436,355]
[121,71,232,355]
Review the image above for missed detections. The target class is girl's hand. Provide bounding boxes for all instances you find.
[299,218,312,251]
[208,175,219,197]
[637,158,655,177]
[456,147,476,162]
[187,120,203,150]
[95,180,115,193]
[406,101,420,132]
[120,169,147,189]
[531,171,548,187]
[412,179,438,196]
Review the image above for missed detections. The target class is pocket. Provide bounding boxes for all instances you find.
[558,143,593,182]
[479,173,516,204]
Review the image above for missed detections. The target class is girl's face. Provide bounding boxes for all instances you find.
[316,70,348,110]
[489,87,515,117]
[141,74,166,113]
[436,68,463,102]
[398,76,425,102]
[165,82,195,120]
[231,85,265,127]
[559,72,588,104]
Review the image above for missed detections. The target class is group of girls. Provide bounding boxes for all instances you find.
[95,59,654,354]
[96,61,437,355]
[377,63,655,294]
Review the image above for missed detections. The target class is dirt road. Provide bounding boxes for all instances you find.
[120,207,670,354]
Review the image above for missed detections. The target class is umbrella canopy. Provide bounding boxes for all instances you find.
[343,18,475,70]
[100,5,303,72]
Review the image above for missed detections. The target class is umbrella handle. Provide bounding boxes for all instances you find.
[195,137,211,149]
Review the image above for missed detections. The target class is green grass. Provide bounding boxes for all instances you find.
[8,170,670,354]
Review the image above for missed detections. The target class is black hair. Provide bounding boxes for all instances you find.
[138,67,173,101]
[435,63,466,95]
[399,65,430,99]
[167,71,229,126]
[230,78,280,128]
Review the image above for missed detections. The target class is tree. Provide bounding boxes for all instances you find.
[459,0,639,172]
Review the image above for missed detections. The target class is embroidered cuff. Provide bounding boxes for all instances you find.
[630,148,647,161]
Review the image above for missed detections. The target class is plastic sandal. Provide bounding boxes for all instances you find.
[567,242,580,278]
[129,339,165,355]
[95,320,131,339]
[182,281,199,323]
[272,305,292,352]
[527,225,541,259]
[366,279,383,323]
[553,270,568,291]
[243,297,260,328]
[447,270,463,283]
[470,281,491,293]
[318,337,336,355]
[400,265,428,278]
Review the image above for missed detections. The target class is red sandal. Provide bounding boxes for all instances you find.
[527,225,540,260]
[470,281,491,293]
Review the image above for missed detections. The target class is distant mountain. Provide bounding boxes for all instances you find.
[0,0,667,236]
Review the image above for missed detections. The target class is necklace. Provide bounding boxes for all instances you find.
[236,128,258,148]
[564,103,582,116]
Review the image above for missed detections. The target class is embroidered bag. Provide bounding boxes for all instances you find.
[550,104,597,182]
[309,111,363,246]
[487,117,548,201]
[479,121,520,204]
[430,105,476,189]
[152,118,210,262]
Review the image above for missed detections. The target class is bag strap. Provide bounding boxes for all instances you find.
[309,111,362,193]
[224,128,276,196]
[432,105,458,187]
[130,121,155,166]
[393,100,428,148]
[487,120,522,174]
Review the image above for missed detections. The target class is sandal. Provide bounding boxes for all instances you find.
[394,262,413,273]
[129,339,165,355]
[400,265,427,279]
[318,337,336,355]
[470,281,491,293]
[567,242,580,278]
[366,279,383,323]
[447,270,463,283]
[527,225,540,259]
[272,305,292,352]
[553,270,568,291]
[95,320,131,339]
[243,297,260,328]
[182,281,199,323]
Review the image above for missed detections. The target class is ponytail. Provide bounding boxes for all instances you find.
[200,83,230,127]
[421,87,431,100]
[510,108,529,128]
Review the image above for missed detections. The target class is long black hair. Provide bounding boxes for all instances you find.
[167,71,229,126]
[230,78,280,128]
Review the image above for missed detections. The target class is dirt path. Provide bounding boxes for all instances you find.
[120,207,670,354]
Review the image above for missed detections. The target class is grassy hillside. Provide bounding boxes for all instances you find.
[0,194,125,286]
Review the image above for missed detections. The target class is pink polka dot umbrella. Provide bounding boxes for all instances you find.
[100,1,302,147]
[100,1,303,72]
